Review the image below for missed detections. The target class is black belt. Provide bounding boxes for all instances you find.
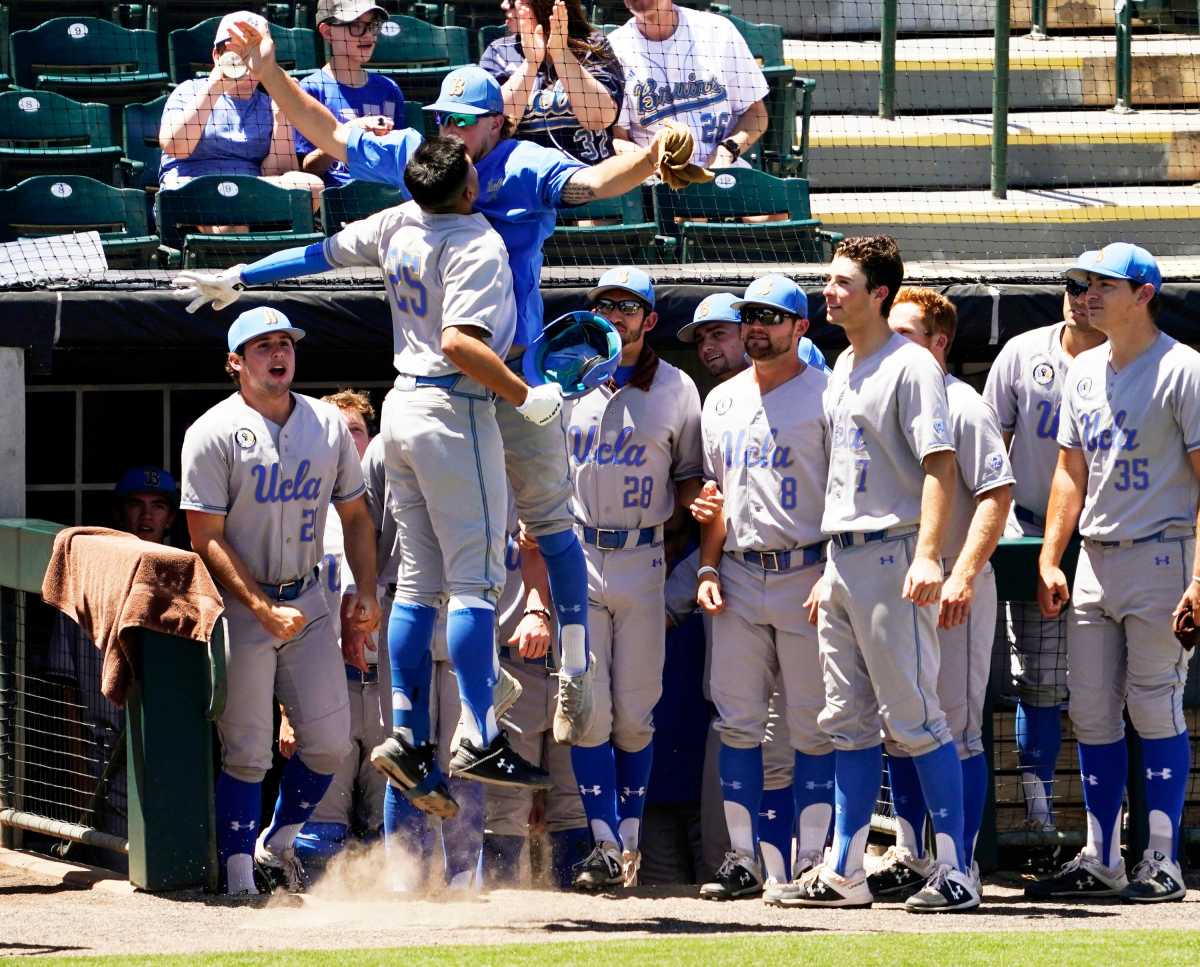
[259,567,318,602]
[736,543,825,573]
[830,526,917,550]
[1015,505,1045,528]
[581,524,661,550]
[346,664,379,684]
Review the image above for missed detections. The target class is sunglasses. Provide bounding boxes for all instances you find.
[332,17,384,36]
[742,305,793,327]
[1065,278,1089,298]
[435,111,497,128]
[592,297,647,315]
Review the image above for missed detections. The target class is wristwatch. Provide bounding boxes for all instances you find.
[719,138,742,161]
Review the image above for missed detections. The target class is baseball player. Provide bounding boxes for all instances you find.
[566,267,704,890]
[792,235,976,913]
[983,278,1106,831]
[1030,243,1198,903]
[692,275,835,903]
[181,306,381,896]
[875,287,1014,902]
[216,25,701,741]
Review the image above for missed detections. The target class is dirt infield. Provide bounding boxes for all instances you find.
[4,846,1200,959]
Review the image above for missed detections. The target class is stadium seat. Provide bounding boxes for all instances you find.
[543,189,675,268]
[652,168,841,264]
[4,0,127,33]
[320,179,406,232]
[0,90,133,188]
[477,24,505,58]
[364,16,470,105]
[122,95,166,193]
[0,174,159,268]
[154,173,323,267]
[10,17,168,107]
[168,16,318,84]
[404,99,437,139]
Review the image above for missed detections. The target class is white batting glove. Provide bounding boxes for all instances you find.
[172,264,247,313]
[516,382,563,426]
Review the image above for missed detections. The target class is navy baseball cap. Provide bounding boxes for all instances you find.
[733,274,809,317]
[1065,242,1161,294]
[115,466,179,503]
[424,66,504,116]
[588,267,656,309]
[227,306,306,353]
[676,292,741,343]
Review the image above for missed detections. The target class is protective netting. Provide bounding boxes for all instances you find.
[3,1,1200,285]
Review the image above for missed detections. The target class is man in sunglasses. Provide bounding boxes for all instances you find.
[982,267,1105,838]
[691,275,834,903]
[298,0,405,188]
[566,266,704,890]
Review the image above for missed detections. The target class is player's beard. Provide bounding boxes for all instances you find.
[744,329,790,361]
[617,318,647,347]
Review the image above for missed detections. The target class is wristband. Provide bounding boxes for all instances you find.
[1192,576,1200,585]
[523,607,552,622]
[697,565,720,581]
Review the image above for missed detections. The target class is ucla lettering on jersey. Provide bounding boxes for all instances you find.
[569,425,648,467]
[1080,409,1141,452]
[720,428,795,469]
[252,460,323,503]
[632,74,727,127]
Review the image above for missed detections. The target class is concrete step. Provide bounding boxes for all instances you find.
[805,109,1200,189]
[728,0,1115,36]
[787,34,1200,113]
[808,184,1200,258]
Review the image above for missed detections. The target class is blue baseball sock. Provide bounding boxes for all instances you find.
[718,742,764,859]
[615,742,653,852]
[550,828,593,889]
[832,745,882,878]
[962,752,988,868]
[446,598,499,746]
[1016,702,1061,823]
[441,777,485,887]
[483,833,526,886]
[886,753,927,857]
[792,750,834,860]
[571,741,621,848]
[388,602,437,744]
[383,783,433,891]
[293,822,348,864]
[759,786,795,882]
[535,529,589,676]
[912,742,966,873]
[261,755,334,855]
[215,771,261,892]
[1142,732,1190,862]
[1077,737,1127,869]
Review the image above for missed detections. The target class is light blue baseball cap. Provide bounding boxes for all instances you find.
[227,306,306,353]
[676,292,741,343]
[797,336,830,372]
[732,274,809,318]
[1065,242,1161,294]
[423,65,504,116]
[588,266,656,309]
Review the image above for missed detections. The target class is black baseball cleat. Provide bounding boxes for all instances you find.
[1120,851,1187,903]
[1023,851,1128,900]
[699,851,764,900]
[253,836,309,895]
[370,733,460,819]
[448,731,553,788]
[866,845,936,901]
[904,864,980,913]
[572,842,624,891]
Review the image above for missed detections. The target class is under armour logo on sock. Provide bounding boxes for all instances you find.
[229,820,256,831]
[621,786,646,798]
[1081,773,1099,786]
[299,801,313,810]
[559,604,583,614]
[579,784,602,796]
[930,808,949,819]
[760,809,778,820]
[804,780,834,791]
[1147,768,1173,780]
[720,779,743,790]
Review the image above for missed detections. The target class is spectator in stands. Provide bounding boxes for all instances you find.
[608,0,768,169]
[480,0,624,164]
[298,0,405,186]
[158,11,323,212]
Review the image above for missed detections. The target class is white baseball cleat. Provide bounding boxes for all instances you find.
[1121,850,1187,903]
[791,863,873,908]
[904,863,980,913]
[762,850,822,906]
[553,666,594,745]
[1024,850,1128,900]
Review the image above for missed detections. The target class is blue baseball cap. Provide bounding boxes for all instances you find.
[114,466,179,503]
[676,293,741,343]
[227,306,305,353]
[732,274,809,318]
[588,267,656,309]
[797,336,830,372]
[423,65,504,116]
[1065,242,1161,294]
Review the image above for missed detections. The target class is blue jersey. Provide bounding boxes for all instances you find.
[295,69,406,186]
[345,128,585,349]
[159,78,273,182]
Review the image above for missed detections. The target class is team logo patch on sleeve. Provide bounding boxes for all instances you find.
[932,419,947,437]
[235,428,257,449]
[714,395,733,415]
[1076,376,1095,399]
[986,452,1005,473]
[1032,362,1054,386]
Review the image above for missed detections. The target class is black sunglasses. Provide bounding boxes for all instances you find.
[1065,278,1088,298]
[742,305,792,327]
[592,297,647,315]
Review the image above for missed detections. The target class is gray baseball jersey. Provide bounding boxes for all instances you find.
[821,332,955,534]
[362,434,400,589]
[944,375,1015,556]
[322,200,517,379]
[983,322,1072,526]
[181,393,366,584]
[566,359,703,529]
[1058,332,1200,541]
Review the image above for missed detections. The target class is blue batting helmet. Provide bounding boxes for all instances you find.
[522,311,621,399]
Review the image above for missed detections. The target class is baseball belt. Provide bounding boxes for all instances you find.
[829,525,918,550]
[1014,505,1045,529]
[735,543,825,573]
[581,524,663,550]
[1085,526,1193,550]
[258,567,319,601]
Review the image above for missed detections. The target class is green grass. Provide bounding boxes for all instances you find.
[18,931,1200,967]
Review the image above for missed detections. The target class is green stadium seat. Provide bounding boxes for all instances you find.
[652,168,841,264]
[122,95,166,192]
[320,179,406,232]
[0,89,133,188]
[0,174,159,267]
[154,173,323,267]
[10,17,168,107]
[4,0,126,33]
[477,24,506,58]
[365,16,470,104]
[168,16,319,84]
[404,99,437,139]
[543,189,675,268]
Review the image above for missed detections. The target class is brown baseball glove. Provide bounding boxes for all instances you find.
[1173,606,1200,651]
[655,122,714,191]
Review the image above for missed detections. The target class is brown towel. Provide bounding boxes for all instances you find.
[41,526,225,707]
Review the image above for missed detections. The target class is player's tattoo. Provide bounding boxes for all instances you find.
[561,178,596,204]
